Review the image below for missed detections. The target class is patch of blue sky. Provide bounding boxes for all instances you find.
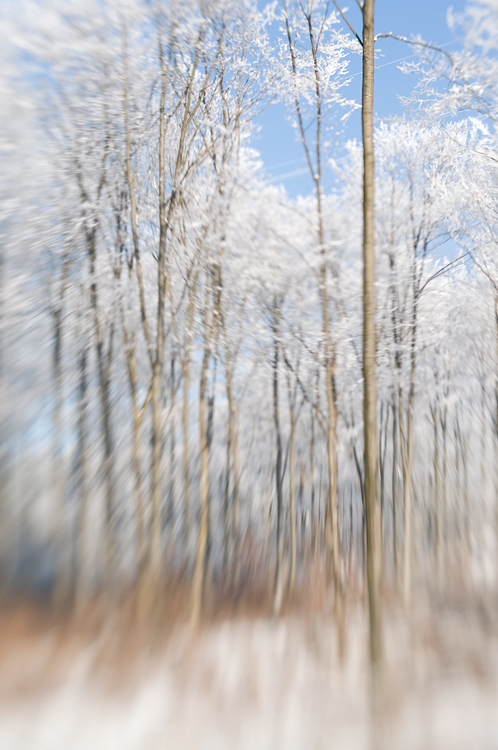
[255,0,467,198]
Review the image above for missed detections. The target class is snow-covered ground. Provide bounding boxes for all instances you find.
[1,601,497,750]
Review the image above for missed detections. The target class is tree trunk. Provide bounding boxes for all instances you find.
[494,294,498,567]
[182,284,196,562]
[191,283,216,628]
[191,352,209,628]
[273,305,285,617]
[432,403,442,580]
[289,415,297,595]
[52,270,69,609]
[399,382,414,608]
[75,345,90,611]
[223,367,235,575]
[149,51,168,590]
[310,403,316,552]
[399,300,418,607]
[362,0,383,667]
[392,391,398,580]
[442,405,448,578]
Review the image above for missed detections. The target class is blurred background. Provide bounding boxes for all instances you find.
[1,0,498,748]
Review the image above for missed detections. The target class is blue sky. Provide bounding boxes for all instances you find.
[256,0,467,197]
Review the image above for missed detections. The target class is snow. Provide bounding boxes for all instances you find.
[1,607,497,750]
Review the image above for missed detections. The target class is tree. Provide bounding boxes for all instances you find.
[360,0,383,671]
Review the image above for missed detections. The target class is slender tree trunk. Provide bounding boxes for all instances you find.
[399,381,414,607]
[494,295,498,566]
[121,317,149,591]
[392,391,398,580]
[324,365,344,656]
[455,410,469,579]
[203,361,216,602]
[232,404,241,590]
[191,345,210,627]
[299,462,305,560]
[462,421,471,578]
[191,281,216,627]
[480,380,487,580]
[379,402,389,539]
[442,406,448,577]
[99,330,115,597]
[52,264,70,609]
[399,301,418,607]
[167,352,177,564]
[310,403,316,552]
[131,406,146,580]
[223,367,235,574]
[273,306,285,617]
[75,345,90,610]
[149,51,168,590]
[432,404,442,580]
[182,284,196,562]
[362,0,383,667]
[289,415,297,595]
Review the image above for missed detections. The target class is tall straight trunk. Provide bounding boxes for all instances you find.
[361,0,383,667]
[379,402,389,538]
[479,382,487,574]
[288,415,297,595]
[52,257,70,608]
[455,410,469,573]
[75,345,90,609]
[99,330,115,595]
[299,462,305,558]
[121,311,150,587]
[149,51,168,588]
[131,405,146,579]
[182,284,196,560]
[223,368,235,572]
[167,352,176,547]
[494,294,498,561]
[348,486,354,583]
[461,422,470,573]
[392,391,398,578]
[454,412,461,552]
[182,356,191,553]
[273,307,285,616]
[310,403,316,551]
[191,344,210,627]
[150,361,163,583]
[191,284,215,627]
[399,300,418,606]
[203,352,217,599]
[324,365,344,654]
[432,404,442,579]
[399,378,414,607]
[442,406,448,572]
[232,404,240,582]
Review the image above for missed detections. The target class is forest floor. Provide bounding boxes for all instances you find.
[0,583,498,750]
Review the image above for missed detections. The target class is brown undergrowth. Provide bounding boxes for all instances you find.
[0,559,496,705]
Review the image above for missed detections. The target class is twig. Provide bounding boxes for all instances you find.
[332,0,363,46]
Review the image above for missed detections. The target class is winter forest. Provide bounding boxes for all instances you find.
[2,0,498,747]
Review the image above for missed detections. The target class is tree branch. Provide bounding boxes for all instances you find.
[374,32,453,63]
[332,0,363,46]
